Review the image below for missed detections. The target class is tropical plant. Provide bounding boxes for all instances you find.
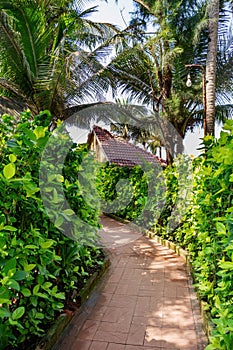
[206,0,220,135]
[0,0,119,119]
[0,110,103,349]
[106,0,233,160]
[106,0,205,162]
[109,98,162,155]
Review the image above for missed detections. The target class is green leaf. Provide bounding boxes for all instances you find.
[56,175,64,182]
[0,307,11,319]
[12,307,25,320]
[3,163,15,179]
[21,288,31,297]
[216,222,226,234]
[8,318,19,326]
[4,258,16,275]
[0,286,10,304]
[23,181,39,196]
[23,264,36,272]
[54,292,66,300]
[30,296,38,307]
[62,209,74,216]
[9,154,17,163]
[13,270,28,281]
[1,226,17,232]
[219,261,233,270]
[33,285,40,295]
[24,128,37,141]
[34,126,45,139]
[36,292,49,299]
[54,216,64,227]
[7,279,20,291]
[205,345,218,350]
[25,245,38,249]
[42,282,52,290]
[40,240,55,249]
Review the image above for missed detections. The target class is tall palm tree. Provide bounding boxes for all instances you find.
[206,0,220,136]
[0,0,119,119]
[106,0,208,163]
[108,0,233,153]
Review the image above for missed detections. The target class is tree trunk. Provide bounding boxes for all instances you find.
[205,0,219,136]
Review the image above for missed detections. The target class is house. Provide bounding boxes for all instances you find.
[87,125,167,167]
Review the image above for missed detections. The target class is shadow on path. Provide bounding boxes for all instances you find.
[53,215,208,350]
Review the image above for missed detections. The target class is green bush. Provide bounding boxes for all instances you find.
[151,121,233,350]
[98,120,233,349]
[184,121,233,350]
[97,163,148,220]
[96,157,188,236]
[0,111,102,349]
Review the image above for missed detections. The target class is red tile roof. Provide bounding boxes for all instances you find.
[91,126,166,167]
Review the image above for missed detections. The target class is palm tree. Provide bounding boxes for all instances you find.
[188,0,233,136]
[0,0,119,119]
[106,0,207,163]
[107,0,233,157]
[206,0,220,136]
[108,98,162,156]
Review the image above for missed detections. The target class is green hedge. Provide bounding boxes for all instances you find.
[0,111,102,349]
[97,163,148,220]
[98,120,233,349]
[183,121,233,350]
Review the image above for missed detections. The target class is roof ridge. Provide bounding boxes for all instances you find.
[93,125,114,140]
[91,125,167,167]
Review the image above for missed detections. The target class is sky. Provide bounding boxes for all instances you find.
[79,0,222,156]
[86,0,135,29]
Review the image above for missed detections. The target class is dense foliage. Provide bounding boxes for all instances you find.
[0,0,118,117]
[97,161,166,227]
[97,163,148,220]
[98,120,233,349]
[0,111,102,349]
[183,121,233,350]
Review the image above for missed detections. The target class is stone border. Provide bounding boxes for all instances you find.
[35,257,110,350]
[105,213,210,348]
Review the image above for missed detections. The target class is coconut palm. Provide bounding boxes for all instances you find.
[205,0,220,135]
[106,0,207,163]
[187,0,233,136]
[0,0,119,119]
[107,0,233,157]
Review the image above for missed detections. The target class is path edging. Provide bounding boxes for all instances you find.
[35,257,110,350]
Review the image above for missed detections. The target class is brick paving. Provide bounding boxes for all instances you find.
[53,216,208,350]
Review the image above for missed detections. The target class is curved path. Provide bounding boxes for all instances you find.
[54,215,207,350]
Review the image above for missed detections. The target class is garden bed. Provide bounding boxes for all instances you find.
[35,255,110,350]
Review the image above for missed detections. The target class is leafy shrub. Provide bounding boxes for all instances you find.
[149,121,233,349]
[184,121,233,350]
[98,120,233,349]
[97,157,189,235]
[0,111,102,349]
[97,161,167,228]
[97,163,148,220]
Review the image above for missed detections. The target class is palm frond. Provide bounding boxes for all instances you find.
[0,78,27,100]
[0,10,33,90]
[215,103,233,122]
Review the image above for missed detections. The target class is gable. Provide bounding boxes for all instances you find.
[89,126,166,167]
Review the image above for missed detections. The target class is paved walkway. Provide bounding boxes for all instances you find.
[54,216,207,350]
